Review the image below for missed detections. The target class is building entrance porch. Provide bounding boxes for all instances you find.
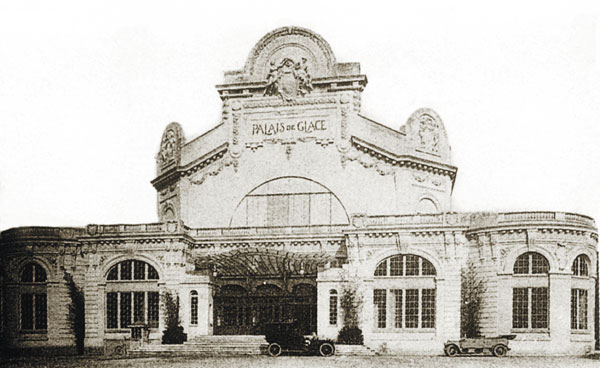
[214,283,316,335]
[194,248,334,336]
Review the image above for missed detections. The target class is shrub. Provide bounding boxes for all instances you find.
[337,326,364,345]
[161,291,187,344]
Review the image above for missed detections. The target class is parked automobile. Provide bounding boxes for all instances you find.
[263,320,335,357]
[444,335,516,357]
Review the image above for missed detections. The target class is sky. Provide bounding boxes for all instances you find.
[0,0,599,231]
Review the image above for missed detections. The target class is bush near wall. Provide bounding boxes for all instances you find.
[161,291,187,344]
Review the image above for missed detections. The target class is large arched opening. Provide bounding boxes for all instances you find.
[230,176,349,227]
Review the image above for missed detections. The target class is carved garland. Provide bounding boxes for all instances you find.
[190,154,236,186]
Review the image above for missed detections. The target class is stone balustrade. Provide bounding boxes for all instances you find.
[0,226,85,240]
[355,211,596,230]
[1,211,595,244]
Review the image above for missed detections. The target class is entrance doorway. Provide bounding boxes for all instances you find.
[214,283,317,335]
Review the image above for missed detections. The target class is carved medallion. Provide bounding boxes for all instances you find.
[264,57,312,101]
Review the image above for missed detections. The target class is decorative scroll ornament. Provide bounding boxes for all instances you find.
[264,57,313,101]
[157,122,184,169]
[160,130,177,163]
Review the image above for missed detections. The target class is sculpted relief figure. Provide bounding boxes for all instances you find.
[295,57,313,95]
[264,61,279,96]
[159,129,177,164]
[418,114,440,153]
[263,57,313,101]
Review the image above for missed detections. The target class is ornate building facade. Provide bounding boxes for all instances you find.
[0,27,598,356]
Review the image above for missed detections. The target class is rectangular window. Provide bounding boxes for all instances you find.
[531,287,548,329]
[421,289,436,328]
[134,292,145,323]
[34,294,47,330]
[134,261,145,280]
[374,289,386,328]
[120,292,131,328]
[329,294,337,325]
[392,289,403,328]
[148,292,159,328]
[512,288,529,328]
[106,293,118,329]
[21,293,33,330]
[191,295,199,325]
[405,289,419,328]
[571,289,588,330]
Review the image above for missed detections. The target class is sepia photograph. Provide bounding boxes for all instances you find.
[0,1,599,367]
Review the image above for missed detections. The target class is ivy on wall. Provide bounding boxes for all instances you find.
[64,271,85,355]
[460,260,486,338]
[337,282,364,345]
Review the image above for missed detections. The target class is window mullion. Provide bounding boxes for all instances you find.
[417,289,422,329]
[528,288,532,329]
[130,291,134,327]
[32,294,36,330]
[402,288,405,328]
[117,293,121,328]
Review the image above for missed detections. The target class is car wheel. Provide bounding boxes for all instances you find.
[267,342,282,357]
[319,342,335,357]
[492,344,507,357]
[444,344,459,357]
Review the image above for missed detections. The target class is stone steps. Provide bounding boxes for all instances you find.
[131,335,266,356]
[335,344,378,356]
[131,335,377,357]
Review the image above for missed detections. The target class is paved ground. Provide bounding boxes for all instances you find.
[1,355,599,368]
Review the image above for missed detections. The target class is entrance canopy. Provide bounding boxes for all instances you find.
[194,248,336,278]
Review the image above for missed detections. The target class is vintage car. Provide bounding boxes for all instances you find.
[263,320,335,357]
[444,335,516,357]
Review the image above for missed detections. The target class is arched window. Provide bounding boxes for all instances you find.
[417,198,438,214]
[105,260,160,330]
[20,262,47,332]
[571,254,590,331]
[512,252,549,330]
[190,290,198,326]
[329,289,338,326]
[373,254,437,330]
[230,177,349,227]
[572,254,589,276]
[513,252,549,274]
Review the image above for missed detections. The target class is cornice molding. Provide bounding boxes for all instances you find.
[151,143,229,190]
[349,137,458,182]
